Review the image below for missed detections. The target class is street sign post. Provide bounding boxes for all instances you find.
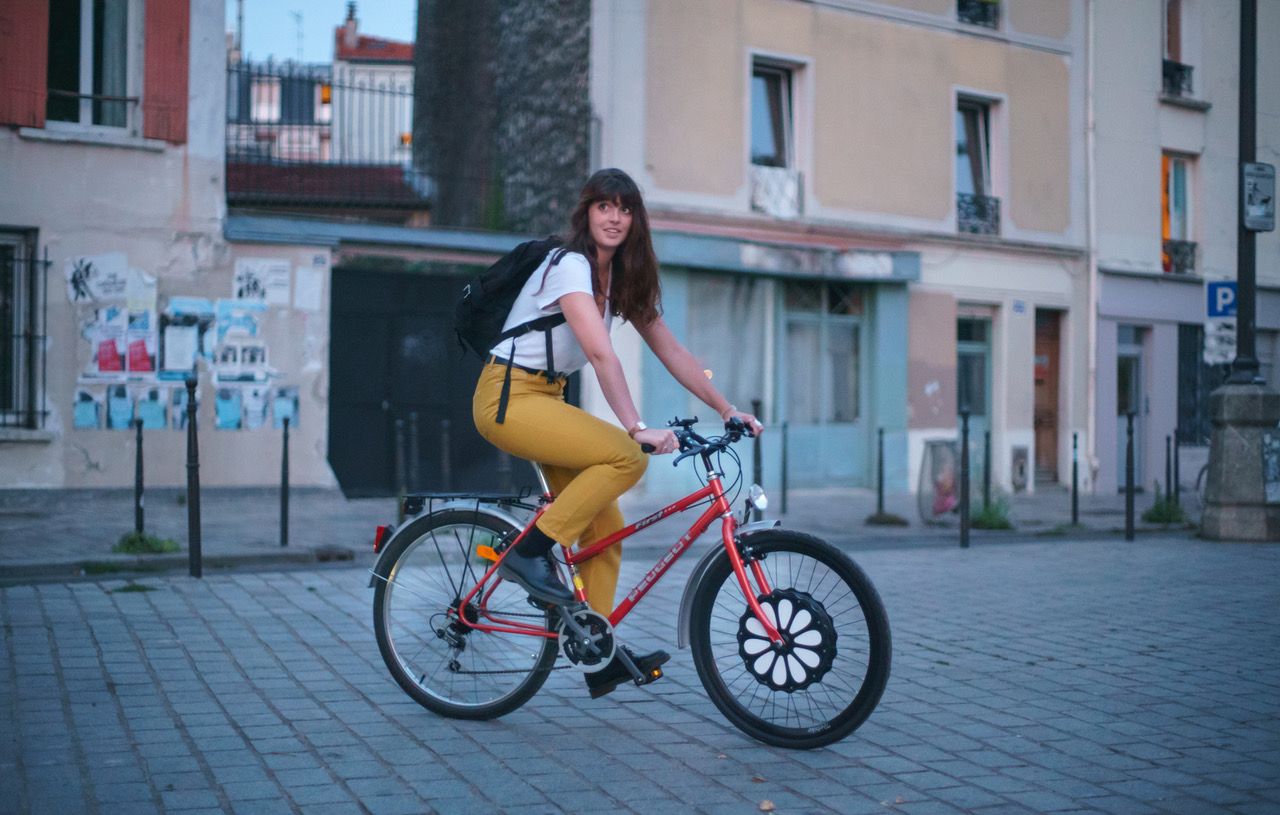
[1205,281,1238,365]
[1243,162,1275,232]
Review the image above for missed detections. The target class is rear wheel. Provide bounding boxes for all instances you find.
[688,530,891,749]
[373,510,558,719]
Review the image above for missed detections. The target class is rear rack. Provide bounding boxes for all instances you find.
[401,486,536,517]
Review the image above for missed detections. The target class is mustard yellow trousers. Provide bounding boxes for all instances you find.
[473,361,647,614]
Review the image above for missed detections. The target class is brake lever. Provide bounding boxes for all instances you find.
[672,445,704,467]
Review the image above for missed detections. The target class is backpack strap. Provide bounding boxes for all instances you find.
[493,314,567,424]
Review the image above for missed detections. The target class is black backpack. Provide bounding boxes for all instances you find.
[454,237,568,423]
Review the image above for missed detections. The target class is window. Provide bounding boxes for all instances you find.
[749,60,803,218]
[956,99,999,234]
[751,64,792,169]
[1162,1,1194,97]
[784,282,862,424]
[686,274,768,420]
[0,231,48,429]
[1161,153,1196,273]
[1176,324,1227,444]
[957,0,1000,29]
[46,0,135,129]
[956,317,990,416]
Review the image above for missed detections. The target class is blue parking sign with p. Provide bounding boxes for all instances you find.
[1207,281,1237,318]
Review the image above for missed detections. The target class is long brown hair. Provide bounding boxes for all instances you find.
[559,168,662,327]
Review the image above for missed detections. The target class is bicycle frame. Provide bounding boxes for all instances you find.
[454,472,784,644]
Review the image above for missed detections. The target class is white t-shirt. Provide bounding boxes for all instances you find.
[488,250,612,375]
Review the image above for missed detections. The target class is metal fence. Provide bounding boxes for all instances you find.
[0,237,49,429]
[225,62,429,210]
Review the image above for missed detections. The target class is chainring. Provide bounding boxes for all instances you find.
[737,588,837,693]
[557,608,615,674]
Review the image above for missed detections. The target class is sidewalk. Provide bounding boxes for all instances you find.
[2,535,1276,813]
[0,481,1198,584]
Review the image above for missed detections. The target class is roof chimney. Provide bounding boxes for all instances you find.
[343,2,358,49]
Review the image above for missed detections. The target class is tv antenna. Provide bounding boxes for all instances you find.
[290,10,303,62]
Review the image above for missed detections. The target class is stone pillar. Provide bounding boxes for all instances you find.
[1200,383,1280,541]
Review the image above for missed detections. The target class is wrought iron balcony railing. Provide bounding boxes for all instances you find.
[1162,59,1194,98]
[957,0,1000,29]
[1162,239,1197,275]
[957,193,1000,235]
[226,62,428,213]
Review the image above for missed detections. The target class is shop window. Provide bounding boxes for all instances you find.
[783,282,861,424]
[686,274,768,420]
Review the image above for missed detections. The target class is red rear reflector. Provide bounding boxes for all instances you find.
[373,525,391,553]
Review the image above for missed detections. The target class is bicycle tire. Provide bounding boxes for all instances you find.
[688,530,890,749]
[373,509,558,720]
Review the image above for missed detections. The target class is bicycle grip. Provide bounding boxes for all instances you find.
[639,443,656,454]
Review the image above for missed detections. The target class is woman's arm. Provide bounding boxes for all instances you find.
[560,293,678,451]
[636,316,763,432]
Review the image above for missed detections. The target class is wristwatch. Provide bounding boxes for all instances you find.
[627,421,647,438]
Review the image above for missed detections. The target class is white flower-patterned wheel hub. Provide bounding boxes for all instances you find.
[737,588,837,693]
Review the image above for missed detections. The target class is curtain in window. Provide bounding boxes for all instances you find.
[686,273,767,419]
[956,105,989,197]
[94,0,129,126]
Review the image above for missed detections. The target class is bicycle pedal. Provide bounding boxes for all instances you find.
[636,666,663,686]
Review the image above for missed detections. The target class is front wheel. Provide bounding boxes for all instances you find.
[688,530,891,749]
[372,510,559,720]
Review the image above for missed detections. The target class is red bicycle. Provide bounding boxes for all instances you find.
[369,418,891,749]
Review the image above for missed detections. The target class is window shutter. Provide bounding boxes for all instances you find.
[0,0,50,128]
[143,0,190,143]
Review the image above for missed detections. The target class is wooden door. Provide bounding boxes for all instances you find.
[1034,310,1061,482]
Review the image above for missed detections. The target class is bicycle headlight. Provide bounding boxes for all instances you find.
[748,484,768,512]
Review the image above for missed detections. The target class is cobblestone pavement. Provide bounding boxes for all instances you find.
[2,536,1277,814]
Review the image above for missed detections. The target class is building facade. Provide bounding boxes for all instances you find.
[1091,0,1280,495]
[586,0,1089,499]
[0,0,336,489]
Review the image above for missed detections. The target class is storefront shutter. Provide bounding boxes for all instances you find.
[0,0,50,128]
[143,0,190,143]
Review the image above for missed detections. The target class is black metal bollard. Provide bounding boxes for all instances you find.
[184,376,202,578]
[394,418,407,523]
[1125,412,1135,541]
[751,399,763,522]
[408,411,421,493]
[1164,435,1172,505]
[280,417,289,548]
[876,428,885,516]
[983,429,991,511]
[440,419,453,492]
[1071,431,1079,526]
[960,410,971,549]
[780,421,789,515]
[133,418,144,536]
[1173,427,1181,508]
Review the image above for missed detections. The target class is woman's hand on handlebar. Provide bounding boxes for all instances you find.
[724,407,764,436]
[634,427,679,455]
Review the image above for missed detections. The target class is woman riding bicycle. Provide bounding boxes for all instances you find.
[472,168,763,699]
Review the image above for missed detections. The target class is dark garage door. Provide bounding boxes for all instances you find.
[329,264,539,497]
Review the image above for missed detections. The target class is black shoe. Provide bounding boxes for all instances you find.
[586,646,670,699]
[497,549,575,606]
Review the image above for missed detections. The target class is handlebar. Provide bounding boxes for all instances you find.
[636,415,755,464]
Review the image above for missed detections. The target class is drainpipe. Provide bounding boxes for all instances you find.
[1084,0,1100,491]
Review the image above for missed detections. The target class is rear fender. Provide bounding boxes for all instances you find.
[367,501,530,588]
[675,519,780,649]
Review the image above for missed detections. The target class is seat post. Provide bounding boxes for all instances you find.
[530,461,552,497]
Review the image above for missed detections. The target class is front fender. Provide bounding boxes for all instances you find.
[675,518,780,649]
[366,501,531,588]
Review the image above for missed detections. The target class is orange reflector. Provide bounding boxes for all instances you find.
[476,545,499,562]
[373,525,391,553]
